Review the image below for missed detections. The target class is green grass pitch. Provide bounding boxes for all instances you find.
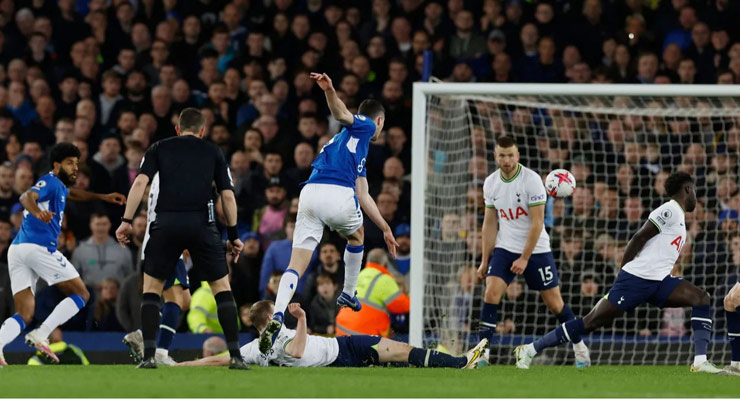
[0,365,738,397]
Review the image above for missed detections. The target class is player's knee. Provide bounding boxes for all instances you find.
[483,283,503,303]
[697,291,710,307]
[180,292,192,311]
[76,286,91,303]
[725,293,740,312]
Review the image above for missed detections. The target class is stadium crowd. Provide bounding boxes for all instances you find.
[0,0,737,344]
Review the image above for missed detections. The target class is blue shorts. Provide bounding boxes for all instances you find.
[606,271,683,312]
[163,258,190,290]
[487,248,559,291]
[329,335,381,367]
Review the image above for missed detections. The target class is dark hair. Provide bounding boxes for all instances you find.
[316,273,336,285]
[358,99,385,120]
[90,212,110,221]
[178,108,205,132]
[50,142,81,165]
[665,172,694,196]
[495,135,517,148]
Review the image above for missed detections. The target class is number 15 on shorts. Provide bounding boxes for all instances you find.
[539,266,553,283]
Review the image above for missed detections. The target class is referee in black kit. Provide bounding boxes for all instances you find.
[115,108,249,370]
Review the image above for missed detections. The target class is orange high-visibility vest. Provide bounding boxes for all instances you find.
[335,262,410,337]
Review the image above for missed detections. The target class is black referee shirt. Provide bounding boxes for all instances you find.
[138,135,233,212]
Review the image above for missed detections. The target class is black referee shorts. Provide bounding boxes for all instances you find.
[142,212,228,283]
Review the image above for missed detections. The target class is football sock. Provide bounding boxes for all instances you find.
[726,306,740,365]
[479,302,498,343]
[556,305,583,345]
[157,302,181,351]
[342,244,364,296]
[273,269,299,318]
[37,294,86,338]
[0,314,25,347]
[534,318,585,353]
[408,348,467,368]
[690,304,712,364]
[214,291,242,359]
[140,293,161,360]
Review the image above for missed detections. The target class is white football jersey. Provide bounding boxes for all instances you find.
[622,200,686,281]
[240,327,339,367]
[483,164,551,254]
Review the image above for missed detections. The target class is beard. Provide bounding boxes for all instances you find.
[58,168,76,186]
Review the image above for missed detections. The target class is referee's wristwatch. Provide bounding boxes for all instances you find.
[121,217,133,224]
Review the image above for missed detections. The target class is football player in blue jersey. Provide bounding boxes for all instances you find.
[258,72,399,354]
[0,143,125,366]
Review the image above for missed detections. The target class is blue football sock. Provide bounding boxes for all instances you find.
[556,305,582,344]
[726,306,740,362]
[479,302,498,343]
[534,318,585,353]
[690,304,712,357]
[157,302,182,351]
[408,348,467,368]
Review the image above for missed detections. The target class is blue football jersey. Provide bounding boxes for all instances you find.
[12,173,68,252]
[306,114,376,189]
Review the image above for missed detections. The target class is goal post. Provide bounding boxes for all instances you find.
[410,83,740,364]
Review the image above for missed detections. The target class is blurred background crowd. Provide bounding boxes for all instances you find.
[0,0,737,341]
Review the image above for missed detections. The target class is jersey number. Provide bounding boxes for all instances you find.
[346,137,359,153]
[538,266,553,282]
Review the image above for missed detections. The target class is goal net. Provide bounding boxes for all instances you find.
[410,84,740,365]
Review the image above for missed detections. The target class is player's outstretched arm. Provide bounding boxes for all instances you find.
[284,303,307,359]
[115,174,150,247]
[310,72,353,125]
[68,188,126,205]
[620,221,659,268]
[19,189,54,223]
[175,353,230,367]
[355,177,399,258]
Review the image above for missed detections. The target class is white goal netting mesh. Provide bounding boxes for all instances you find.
[421,92,739,365]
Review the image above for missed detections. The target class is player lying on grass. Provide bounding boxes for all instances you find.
[177,301,487,369]
[514,172,720,374]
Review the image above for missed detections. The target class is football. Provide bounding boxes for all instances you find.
[545,169,576,198]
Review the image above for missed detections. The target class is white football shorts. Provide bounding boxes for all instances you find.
[8,243,79,295]
[293,183,363,250]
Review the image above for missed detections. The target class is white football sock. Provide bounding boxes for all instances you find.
[526,343,537,356]
[693,354,707,366]
[38,297,83,338]
[731,361,740,368]
[156,348,168,357]
[342,245,364,296]
[273,270,299,318]
[573,341,587,352]
[0,316,24,347]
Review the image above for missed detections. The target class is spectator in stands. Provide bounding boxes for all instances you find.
[394,224,411,276]
[72,213,134,290]
[202,336,227,358]
[308,274,339,335]
[259,215,314,299]
[93,277,123,331]
[231,232,262,307]
[304,242,344,305]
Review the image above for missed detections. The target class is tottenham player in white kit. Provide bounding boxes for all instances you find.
[259,73,399,354]
[721,235,740,376]
[476,136,589,367]
[178,301,487,369]
[514,172,721,373]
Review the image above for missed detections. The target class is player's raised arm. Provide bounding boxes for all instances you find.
[619,221,659,268]
[310,72,354,125]
[284,303,307,359]
[355,176,399,258]
[477,208,498,280]
[175,353,230,367]
[19,189,54,223]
